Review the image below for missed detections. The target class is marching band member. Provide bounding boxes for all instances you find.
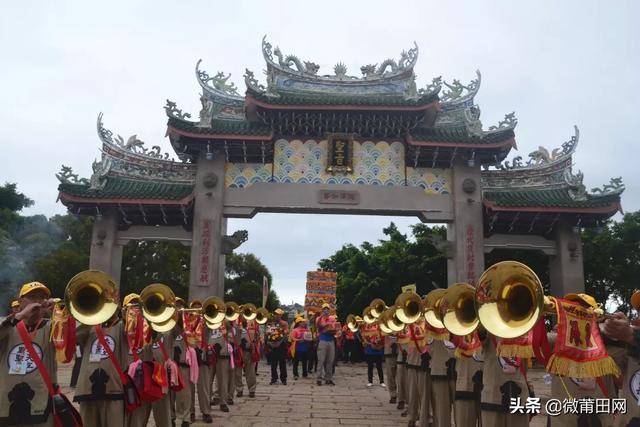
[604,312,640,426]
[235,318,259,398]
[342,321,356,363]
[406,318,429,427]
[74,295,129,427]
[0,282,70,427]
[545,294,622,427]
[291,316,312,379]
[361,320,385,387]
[452,333,483,427]
[396,325,409,412]
[315,303,337,386]
[383,328,399,404]
[266,308,289,385]
[172,299,199,426]
[186,300,212,424]
[427,336,456,427]
[148,329,177,427]
[480,336,529,427]
[210,319,233,412]
[307,310,319,374]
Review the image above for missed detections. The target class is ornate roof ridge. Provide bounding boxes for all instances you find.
[261,36,419,82]
[195,59,244,102]
[97,113,181,163]
[486,125,578,172]
[440,70,481,108]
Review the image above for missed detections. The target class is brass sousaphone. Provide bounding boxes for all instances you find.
[139,283,176,324]
[395,290,423,324]
[65,270,119,325]
[422,288,447,329]
[441,283,479,336]
[255,307,269,325]
[369,298,388,319]
[475,261,544,339]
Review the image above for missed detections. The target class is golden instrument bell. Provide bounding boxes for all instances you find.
[441,283,479,336]
[140,283,176,324]
[240,303,258,321]
[255,307,269,325]
[65,270,119,326]
[423,288,447,329]
[202,296,226,324]
[476,261,544,339]
[395,291,423,324]
[369,298,387,319]
[363,306,376,324]
[225,301,240,321]
[346,314,359,332]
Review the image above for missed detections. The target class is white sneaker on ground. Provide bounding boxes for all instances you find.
[380,383,386,388]
[367,382,373,387]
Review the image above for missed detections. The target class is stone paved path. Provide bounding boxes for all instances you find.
[58,361,552,426]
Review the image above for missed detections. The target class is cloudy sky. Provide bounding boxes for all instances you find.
[1,1,638,304]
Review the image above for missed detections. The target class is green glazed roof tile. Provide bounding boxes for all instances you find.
[410,126,515,144]
[168,117,272,136]
[58,177,194,201]
[249,89,439,106]
[484,188,620,209]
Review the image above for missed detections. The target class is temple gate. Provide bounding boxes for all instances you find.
[56,38,624,301]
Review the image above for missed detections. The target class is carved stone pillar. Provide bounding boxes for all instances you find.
[189,151,225,301]
[549,222,585,296]
[89,211,123,285]
[218,217,227,295]
[450,161,485,285]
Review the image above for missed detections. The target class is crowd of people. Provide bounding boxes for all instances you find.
[4,281,640,427]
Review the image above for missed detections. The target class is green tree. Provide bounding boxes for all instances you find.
[225,253,280,309]
[319,222,446,321]
[0,182,33,212]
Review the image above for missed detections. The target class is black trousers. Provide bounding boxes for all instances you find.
[343,339,356,362]
[307,345,318,372]
[366,354,384,383]
[270,346,287,382]
[293,351,309,377]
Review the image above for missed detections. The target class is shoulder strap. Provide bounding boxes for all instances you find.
[158,340,169,362]
[95,325,129,386]
[17,321,56,397]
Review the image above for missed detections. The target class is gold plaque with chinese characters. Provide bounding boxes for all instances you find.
[326,133,354,174]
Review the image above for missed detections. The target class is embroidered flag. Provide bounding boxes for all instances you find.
[497,329,534,359]
[452,331,482,358]
[546,297,620,378]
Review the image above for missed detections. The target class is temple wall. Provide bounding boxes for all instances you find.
[223,139,451,195]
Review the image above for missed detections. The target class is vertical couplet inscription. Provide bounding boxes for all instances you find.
[466,224,476,284]
[199,219,212,286]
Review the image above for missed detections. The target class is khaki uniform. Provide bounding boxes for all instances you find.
[235,324,257,395]
[126,334,174,427]
[397,331,410,406]
[405,321,430,426]
[384,334,398,400]
[172,329,192,425]
[429,339,456,427]
[0,319,56,427]
[480,338,529,427]
[614,351,640,427]
[189,329,211,417]
[210,323,233,405]
[548,333,624,427]
[125,344,152,427]
[75,322,127,427]
[454,350,483,427]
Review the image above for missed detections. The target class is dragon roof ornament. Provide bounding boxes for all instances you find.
[440,70,482,105]
[261,36,419,81]
[195,59,243,100]
[494,126,579,171]
[97,113,178,162]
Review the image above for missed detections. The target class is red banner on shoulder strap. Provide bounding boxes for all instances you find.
[17,321,56,396]
[95,325,128,386]
[531,317,551,365]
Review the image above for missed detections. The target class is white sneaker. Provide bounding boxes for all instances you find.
[367,382,373,387]
[380,383,387,388]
